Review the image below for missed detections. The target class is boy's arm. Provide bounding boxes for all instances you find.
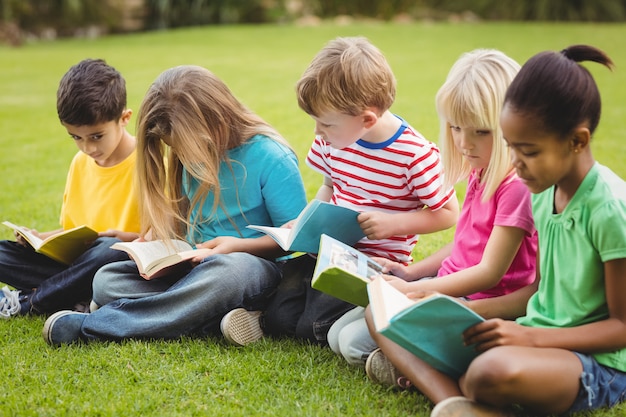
[99,229,141,242]
[313,176,333,202]
[358,197,459,240]
[14,227,63,247]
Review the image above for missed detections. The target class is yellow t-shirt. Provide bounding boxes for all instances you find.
[60,149,140,233]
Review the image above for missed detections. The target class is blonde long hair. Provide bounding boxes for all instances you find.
[436,49,520,201]
[136,65,292,242]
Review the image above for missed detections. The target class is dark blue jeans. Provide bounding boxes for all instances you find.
[0,237,128,314]
[262,254,356,345]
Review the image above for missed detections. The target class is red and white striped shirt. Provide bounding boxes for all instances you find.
[306,118,455,263]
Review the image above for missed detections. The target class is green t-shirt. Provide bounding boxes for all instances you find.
[517,163,626,372]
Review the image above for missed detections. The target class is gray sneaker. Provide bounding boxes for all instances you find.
[365,348,412,390]
[220,308,263,346]
[42,310,88,346]
[0,286,21,319]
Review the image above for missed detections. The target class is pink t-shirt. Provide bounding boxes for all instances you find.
[437,170,537,300]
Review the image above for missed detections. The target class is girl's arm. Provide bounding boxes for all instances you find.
[467,257,626,353]
[357,197,459,240]
[400,225,526,298]
[467,273,539,320]
[195,235,288,260]
[374,243,453,281]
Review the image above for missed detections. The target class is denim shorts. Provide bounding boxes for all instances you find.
[568,352,626,413]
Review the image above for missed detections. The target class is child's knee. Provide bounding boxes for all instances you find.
[464,347,521,397]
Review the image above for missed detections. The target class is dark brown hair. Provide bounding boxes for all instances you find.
[56,58,126,126]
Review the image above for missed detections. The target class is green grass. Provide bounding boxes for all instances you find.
[1,21,625,416]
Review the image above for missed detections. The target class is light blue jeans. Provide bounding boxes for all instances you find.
[81,252,281,341]
[327,306,377,366]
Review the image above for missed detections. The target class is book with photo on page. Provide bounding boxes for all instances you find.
[367,275,485,378]
[110,239,199,280]
[247,199,365,254]
[311,234,383,307]
[2,221,98,265]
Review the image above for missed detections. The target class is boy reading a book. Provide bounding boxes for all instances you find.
[0,59,140,318]
[220,36,459,346]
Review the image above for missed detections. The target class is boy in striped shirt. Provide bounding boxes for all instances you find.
[221,36,459,346]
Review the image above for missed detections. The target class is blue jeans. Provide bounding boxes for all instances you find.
[568,352,626,413]
[0,237,127,314]
[81,252,281,341]
[262,254,356,345]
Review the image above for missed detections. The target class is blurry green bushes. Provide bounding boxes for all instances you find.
[1,0,626,45]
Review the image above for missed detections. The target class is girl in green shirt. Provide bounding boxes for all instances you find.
[430,45,626,417]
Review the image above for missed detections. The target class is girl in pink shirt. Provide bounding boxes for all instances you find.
[360,50,538,396]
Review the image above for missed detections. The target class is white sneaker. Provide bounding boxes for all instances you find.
[220,308,263,346]
[430,396,512,417]
[0,286,21,319]
[89,300,100,312]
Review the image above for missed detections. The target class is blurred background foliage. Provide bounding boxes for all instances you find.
[2,0,626,45]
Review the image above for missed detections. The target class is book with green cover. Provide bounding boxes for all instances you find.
[367,275,485,378]
[3,221,98,265]
[311,234,382,307]
[247,199,365,254]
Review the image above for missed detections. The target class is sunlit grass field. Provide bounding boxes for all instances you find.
[1,21,625,416]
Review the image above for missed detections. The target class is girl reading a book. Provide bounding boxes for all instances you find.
[439,45,626,416]
[345,49,538,386]
[42,65,308,344]
[374,45,626,417]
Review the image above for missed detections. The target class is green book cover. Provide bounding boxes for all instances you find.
[247,200,365,254]
[367,276,485,378]
[311,234,382,307]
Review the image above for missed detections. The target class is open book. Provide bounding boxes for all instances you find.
[3,221,98,265]
[247,199,364,254]
[110,239,199,280]
[311,234,382,307]
[368,276,485,378]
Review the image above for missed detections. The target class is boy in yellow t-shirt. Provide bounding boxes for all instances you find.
[0,59,140,318]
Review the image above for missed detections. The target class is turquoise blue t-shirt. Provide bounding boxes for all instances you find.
[183,135,307,244]
[518,163,626,372]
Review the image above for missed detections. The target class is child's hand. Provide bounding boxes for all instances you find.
[382,274,414,293]
[357,211,396,240]
[16,228,53,246]
[14,228,35,247]
[99,229,140,242]
[194,236,241,260]
[371,256,409,278]
[463,318,532,352]
[281,220,296,229]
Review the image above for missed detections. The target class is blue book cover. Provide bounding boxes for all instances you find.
[367,276,485,378]
[247,200,365,254]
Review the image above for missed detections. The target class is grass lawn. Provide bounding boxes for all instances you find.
[1,21,625,416]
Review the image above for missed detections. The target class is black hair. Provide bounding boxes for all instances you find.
[56,58,127,126]
[504,45,613,139]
